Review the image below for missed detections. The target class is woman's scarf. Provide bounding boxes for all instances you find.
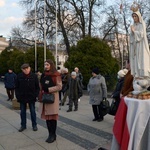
[44,71,60,85]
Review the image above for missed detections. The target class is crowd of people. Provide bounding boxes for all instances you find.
[4,9,149,145]
[3,60,86,143]
[2,3,150,149]
[3,60,136,150]
[3,60,135,150]
[3,57,136,145]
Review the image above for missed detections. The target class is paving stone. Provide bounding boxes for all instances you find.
[0,82,113,150]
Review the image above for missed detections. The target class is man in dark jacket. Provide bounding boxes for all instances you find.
[4,68,16,101]
[74,67,84,89]
[61,68,70,106]
[15,63,40,132]
[66,71,82,112]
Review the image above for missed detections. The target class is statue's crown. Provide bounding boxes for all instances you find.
[130,1,140,12]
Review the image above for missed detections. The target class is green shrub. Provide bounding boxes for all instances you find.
[0,47,55,75]
[64,36,119,91]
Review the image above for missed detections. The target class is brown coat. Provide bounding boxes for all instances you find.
[38,74,62,116]
[121,70,134,96]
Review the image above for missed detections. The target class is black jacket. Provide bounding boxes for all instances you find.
[4,72,17,89]
[15,72,40,103]
[68,78,82,100]
[112,77,124,101]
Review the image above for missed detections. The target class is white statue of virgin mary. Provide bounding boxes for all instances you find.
[129,2,150,94]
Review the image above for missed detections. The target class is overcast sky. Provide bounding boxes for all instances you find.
[0,0,25,39]
[0,0,119,40]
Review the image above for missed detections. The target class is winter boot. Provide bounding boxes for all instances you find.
[45,120,51,142]
[47,120,57,143]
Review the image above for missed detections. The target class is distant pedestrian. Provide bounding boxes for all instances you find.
[66,71,82,112]
[15,63,40,132]
[4,68,16,101]
[87,68,107,122]
[74,67,84,102]
[74,67,83,81]
[61,68,70,106]
[38,59,62,143]
[74,67,84,88]
[58,68,65,105]
[36,70,42,82]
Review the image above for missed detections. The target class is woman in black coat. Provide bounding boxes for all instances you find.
[110,69,128,115]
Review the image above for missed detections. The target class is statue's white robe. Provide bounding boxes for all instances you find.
[129,21,150,78]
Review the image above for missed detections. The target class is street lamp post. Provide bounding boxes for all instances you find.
[55,0,58,68]
[44,0,46,62]
[35,0,37,72]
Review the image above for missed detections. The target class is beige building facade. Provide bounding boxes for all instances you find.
[50,45,68,68]
[0,36,9,53]
[106,33,129,68]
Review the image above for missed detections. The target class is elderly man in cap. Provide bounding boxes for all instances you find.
[66,71,83,112]
[15,63,40,132]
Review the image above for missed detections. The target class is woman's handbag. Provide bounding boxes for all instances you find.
[100,98,110,116]
[42,93,55,104]
[109,98,119,116]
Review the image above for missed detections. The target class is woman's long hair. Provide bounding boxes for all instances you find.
[44,59,60,85]
[44,59,57,73]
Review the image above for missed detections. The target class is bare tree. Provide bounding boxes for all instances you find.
[11,26,35,51]
[100,5,123,67]
[11,0,150,61]
[11,0,105,55]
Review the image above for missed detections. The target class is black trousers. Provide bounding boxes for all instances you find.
[6,88,14,100]
[62,90,69,104]
[59,91,64,102]
[69,98,78,110]
[92,105,103,119]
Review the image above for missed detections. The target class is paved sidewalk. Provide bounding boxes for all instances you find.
[0,82,114,150]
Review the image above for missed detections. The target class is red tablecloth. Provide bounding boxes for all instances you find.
[113,97,129,150]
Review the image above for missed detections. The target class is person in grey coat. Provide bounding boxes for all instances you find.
[87,68,107,122]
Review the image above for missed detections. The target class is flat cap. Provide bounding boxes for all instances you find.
[21,63,30,69]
